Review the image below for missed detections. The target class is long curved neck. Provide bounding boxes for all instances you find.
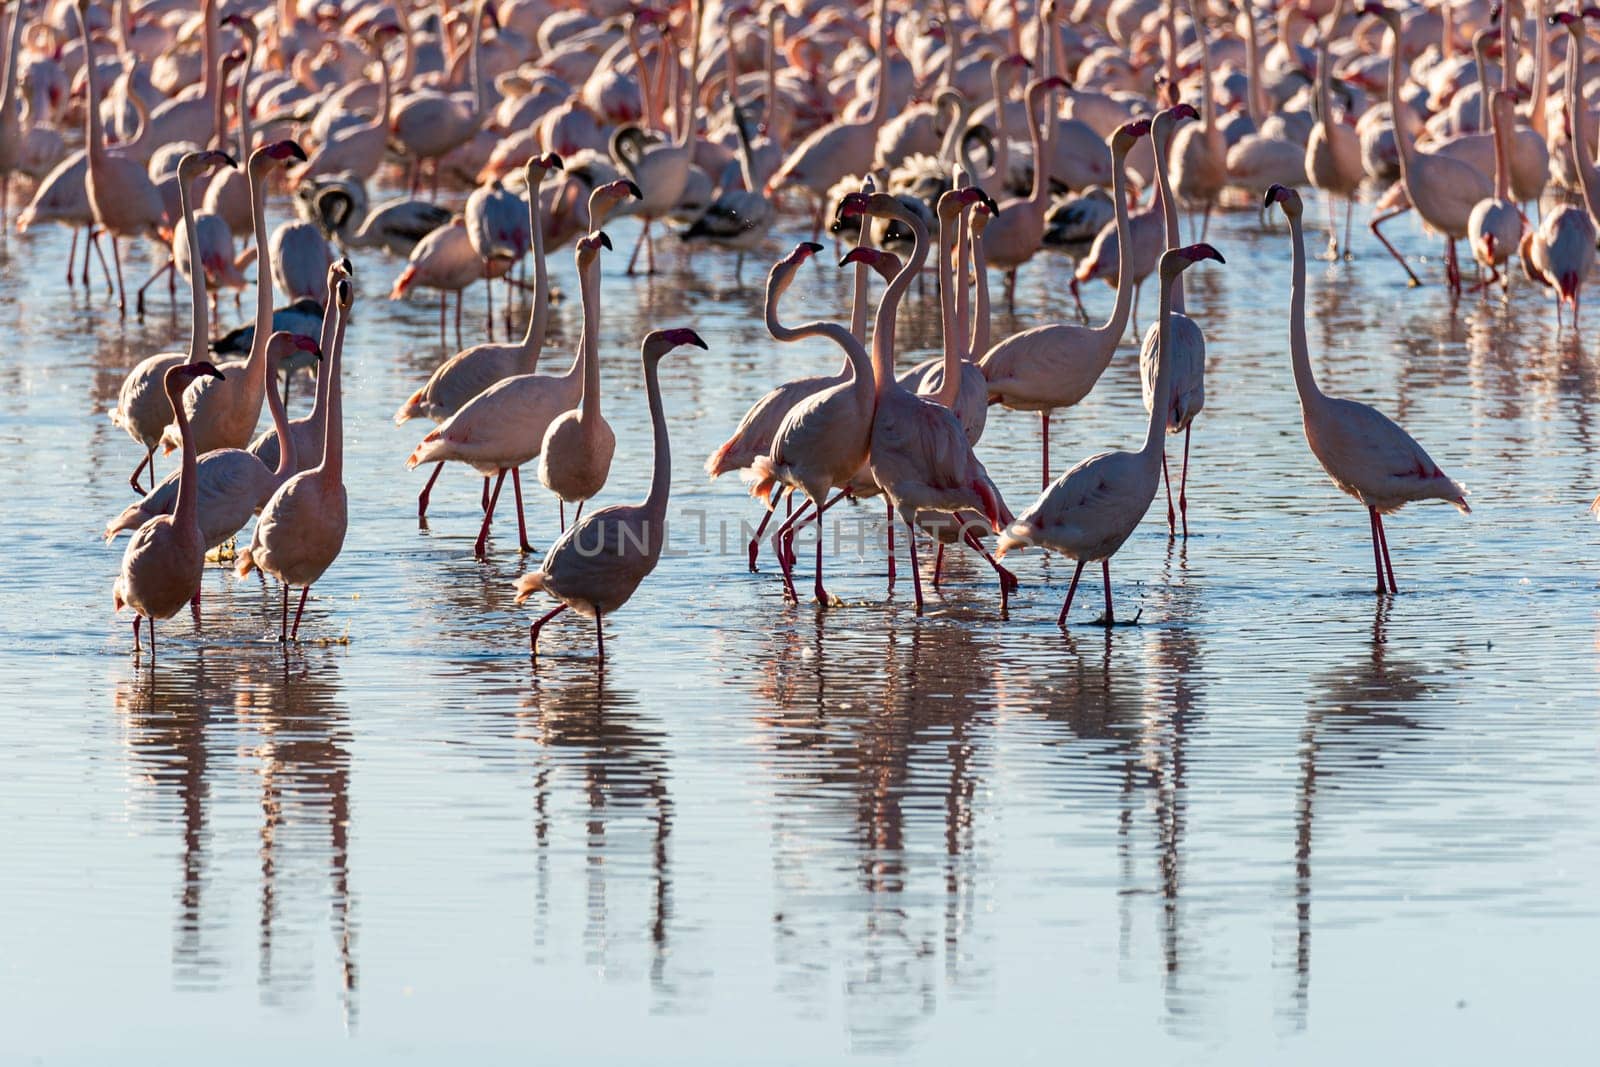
[1026,84,1051,204]
[578,275,601,420]
[1530,0,1549,137]
[469,1,486,115]
[178,170,209,363]
[1142,270,1176,458]
[764,11,778,132]
[244,160,273,390]
[199,0,218,102]
[935,95,968,163]
[1189,0,1216,130]
[969,216,989,357]
[520,174,550,362]
[1491,98,1512,199]
[1094,144,1138,342]
[371,48,392,129]
[1568,30,1600,222]
[1153,117,1184,313]
[167,378,202,528]
[570,254,599,378]
[935,207,963,409]
[1315,20,1334,130]
[78,8,106,165]
[1473,41,1490,130]
[871,206,929,393]
[1243,1,1264,126]
[318,302,347,481]
[676,0,701,146]
[307,283,338,425]
[865,0,890,126]
[239,37,257,155]
[628,26,659,131]
[954,206,971,360]
[211,55,230,149]
[265,359,295,478]
[848,256,869,344]
[1385,21,1415,176]
[767,280,870,389]
[1286,212,1322,406]
[641,355,672,517]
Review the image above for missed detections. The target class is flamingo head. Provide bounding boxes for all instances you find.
[839,247,904,280]
[937,185,993,218]
[256,139,308,169]
[527,153,564,180]
[266,332,323,369]
[835,191,872,220]
[1358,2,1399,25]
[589,230,614,251]
[644,328,709,362]
[784,241,825,268]
[926,19,947,42]
[1161,243,1226,278]
[1031,75,1071,96]
[1002,53,1032,71]
[167,362,226,391]
[221,12,258,39]
[1171,102,1200,124]
[1110,118,1151,153]
[335,277,353,308]
[177,150,236,183]
[1585,7,1600,20]
[1263,183,1303,219]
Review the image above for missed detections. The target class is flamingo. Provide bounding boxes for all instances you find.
[1305,0,1365,258]
[844,189,1015,615]
[1169,0,1228,237]
[293,22,400,183]
[514,328,709,663]
[464,177,530,338]
[270,219,336,303]
[397,154,561,521]
[980,75,1069,307]
[1139,103,1209,540]
[1362,2,1492,294]
[406,232,611,560]
[109,149,234,493]
[104,332,321,550]
[1467,89,1524,289]
[199,13,259,238]
[236,273,354,642]
[1265,184,1469,593]
[1522,203,1595,329]
[392,0,494,194]
[73,0,166,316]
[997,243,1226,626]
[250,259,353,476]
[766,0,892,239]
[979,119,1151,488]
[160,140,309,458]
[537,246,616,530]
[112,361,226,656]
[745,243,878,606]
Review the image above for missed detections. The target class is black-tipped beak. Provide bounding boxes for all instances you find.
[288,141,308,163]
[983,193,1000,215]
[624,180,643,199]
[801,241,824,254]
[217,151,238,168]
[688,332,709,350]
[547,152,565,170]
[338,255,353,274]
[597,231,614,250]
[1262,185,1280,211]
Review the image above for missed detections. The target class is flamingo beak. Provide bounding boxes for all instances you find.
[624,180,643,199]
[595,231,614,251]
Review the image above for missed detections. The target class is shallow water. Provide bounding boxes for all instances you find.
[3,192,1599,1062]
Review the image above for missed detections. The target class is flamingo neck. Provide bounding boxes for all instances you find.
[200,0,218,102]
[935,93,969,164]
[1315,19,1334,132]
[1189,0,1217,130]
[520,174,550,364]
[1025,82,1053,206]
[764,11,778,135]
[1243,1,1264,126]
[865,0,890,127]
[78,7,106,166]
[1153,114,1185,314]
[969,217,990,357]
[1473,40,1491,131]
[239,35,257,156]
[0,3,24,126]
[469,0,486,117]
[570,253,599,381]
[578,268,602,421]
[871,205,929,394]
[1530,0,1549,138]
[306,281,339,430]
[628,26,659,131]
[168,376,202,530]
[372,48,393,130]
[1286,212,1323,406]
[935,207,964,409]
[954,206,972,362]
[318,299,347,482]
[1142,270,1177,459]
[641,354,673,518]
[1568,29,1600,221]
[1491,97,1512,200]
[243,159,274,391]
[178,169,210,364]
[1095,144,1138,344]
[211,53,230,150]
[265,357,295,479]
[677,0,702,147]
[849,257,869,345]
[1385,20,1415,177]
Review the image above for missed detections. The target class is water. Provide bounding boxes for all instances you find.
[2,194,1598,1062]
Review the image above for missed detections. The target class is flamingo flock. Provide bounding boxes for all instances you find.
[33,0,1600,664]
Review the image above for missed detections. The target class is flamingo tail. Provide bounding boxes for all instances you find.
[389,265,418,300]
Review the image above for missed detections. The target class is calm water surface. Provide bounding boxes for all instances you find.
[2,191,1598,1062]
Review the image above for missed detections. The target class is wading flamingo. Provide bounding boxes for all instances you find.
[514,328,709,663]
[249,259,354,475]
[998,244,1226,626]
[1467,89,1524,289]
[1266,184,1469,593]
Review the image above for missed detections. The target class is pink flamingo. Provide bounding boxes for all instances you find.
[406,232,609,559]
[998,244,1226,626]
[1266,184,1469,594]
[236,273,353,641]
[979,75,1069,306]
[514,328,709,663]
[160,140,309,458]
[389,214,509,348]
[249,259,354,476]
[293,22,400,183]
[397,154,562,521]
[109,149,234,493]
[112,360,226,656]
[1467,89,1523,289]
[979,119,1151,488]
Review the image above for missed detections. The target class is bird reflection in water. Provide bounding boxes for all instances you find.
[1289,601,1435,1029]
[114,647,358,1027]
[520,665,675,991]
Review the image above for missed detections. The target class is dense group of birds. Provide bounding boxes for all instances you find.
[25,0,1593,663]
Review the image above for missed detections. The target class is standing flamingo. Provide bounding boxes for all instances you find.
[980,75,1069,306]
[979,119,1151,487]
[250,259,353,475]
[538,253,616,529]
[112,361,226,656]
[161,140,309,457]
[1467,89,1524,289]
[109,149,234,493]
[1304,0,1364,258]
[1266,184,1469,593]
[514,329,709,663]
[1139,103,1208,540]
[294,22,401,183]
[998,244,1226,626]
[237,273,353,641]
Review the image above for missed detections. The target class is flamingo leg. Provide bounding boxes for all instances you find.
[1370,206,1421,286]
[417,461,444,521]
[475,470,508,560]
[148,617,155,660]
[885,501,896,589]
[438,291,446,344]
[596,610,605,663]
[130,448,153,494]
[1041,412,1051,488]
[510,467,536,553]
[1342,197,1355,260]
[482,476,491,512]
[931,543,944,589]
[963,527,1018,613]
[132,615,141,652]
[772,496,815,573]
[485,268,495,342]
[134,258,172,317]
[280,583,289,642]
[290,586,311,640]
[1161,448,1175,535]
[1004,268,1016,311]
[773,492,840,600]
[1070,277,1088,323]
[111,236,127,315]
[814,529,829,606]
[1374,510,1398,594]
[1367,506,1386,595]
[529,603,568,660]
[1098,558,1115,626]
[89,228,114,291]
[1058,558,1087,626]
[66,227,78,287]
[906,521,925,615]
[574,501,584,524]
[454,290,463,348]
[560,499,566,531]
[1178,425,1191,540]
[1445,239,1461,296]
[747,500,781,572]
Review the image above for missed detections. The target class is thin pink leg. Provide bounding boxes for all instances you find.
[417,461,444,520]
[906,521,925,614]
[1161,449,1175,535]
[814,530,829,606]
[530,603,568,660]
[748,501,780,572]
[475,470,507,559]
[1367,506,1386,595]
[1058,559,1087,626]
[1178,425,1191,540]
[1041,411,1051,488]
[931,544,944,589]
[66,227,78,287]
[132,615,142,653]
[280,583,289,642]
[1375,510,1398,594]
[963,528,1018,612]
[511,467,536,553]
[595,611,605,663]
[573,501,584,524]
[130,448,152,494]
[885,501,896,589]
[1100,558,1115,626]
[290,586,311,640]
